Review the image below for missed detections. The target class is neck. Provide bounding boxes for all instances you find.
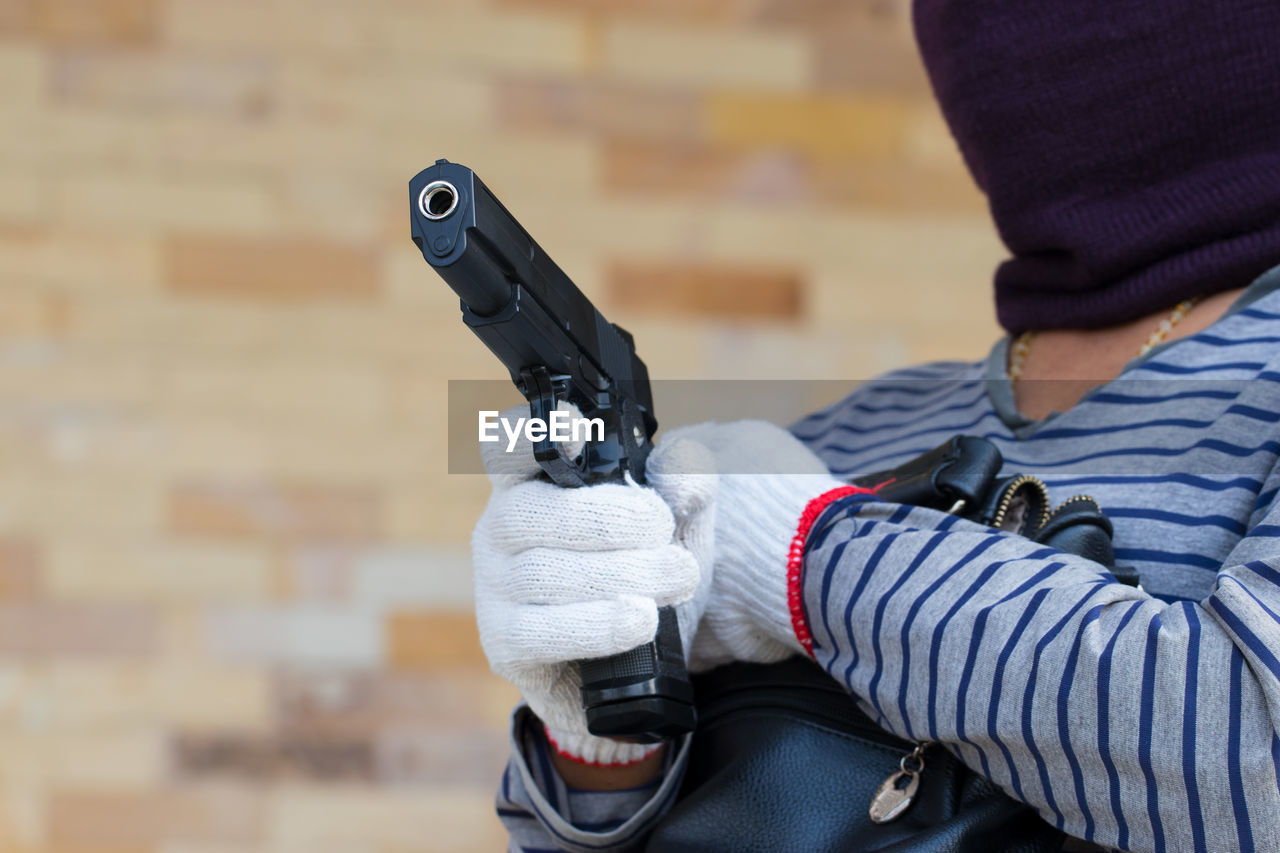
[1010,287,1244,421]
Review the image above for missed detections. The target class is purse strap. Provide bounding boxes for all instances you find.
[848,436,1138,586]
[850,435,1003,514]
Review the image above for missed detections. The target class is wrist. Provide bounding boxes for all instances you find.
[787,485,879,657]
[541,722,665,768]
[548,737,668,790]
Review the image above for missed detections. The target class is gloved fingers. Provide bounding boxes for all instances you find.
[498,544,700,606]
[485,478,675,553]
[480,401,588,490]
[645,435,718,519]
[479,596,659,668]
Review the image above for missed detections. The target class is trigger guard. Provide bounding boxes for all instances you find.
[520,366,587,487]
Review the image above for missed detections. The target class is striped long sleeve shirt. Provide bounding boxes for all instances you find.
[496,265,1280,853]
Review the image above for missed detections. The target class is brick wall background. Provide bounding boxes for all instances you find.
[0,0,1005,850]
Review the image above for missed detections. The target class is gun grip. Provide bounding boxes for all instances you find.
[578,606,697,741]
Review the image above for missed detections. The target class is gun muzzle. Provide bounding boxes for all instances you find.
[419,180,459,220]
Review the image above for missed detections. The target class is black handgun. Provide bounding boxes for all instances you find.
[409,159,695,741]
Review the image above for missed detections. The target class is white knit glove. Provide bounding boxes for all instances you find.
[473,406,716,765]
[670,420,853,671]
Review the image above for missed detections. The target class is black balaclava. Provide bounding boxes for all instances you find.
[913,0,1280,333]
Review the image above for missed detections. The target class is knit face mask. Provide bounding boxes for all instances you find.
[912,0,1280,334]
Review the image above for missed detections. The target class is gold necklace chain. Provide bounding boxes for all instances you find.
[1007,297,1201,382]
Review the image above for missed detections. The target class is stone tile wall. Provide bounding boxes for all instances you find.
[0,0,1004,849]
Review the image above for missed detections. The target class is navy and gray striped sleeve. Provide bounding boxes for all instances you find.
[801,486,1280,853]
[496,706,689,852]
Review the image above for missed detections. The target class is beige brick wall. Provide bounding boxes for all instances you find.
[0,0,1004,849]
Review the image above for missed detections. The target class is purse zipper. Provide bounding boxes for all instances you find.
[1035,494,1103,538]
[1049,494,1099,512]
[695,678,904,744]
[870,741,933,824]
[989,474,1051,534]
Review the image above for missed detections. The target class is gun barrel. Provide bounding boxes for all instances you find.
[409,160,651,415]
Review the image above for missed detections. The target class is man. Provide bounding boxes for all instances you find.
[477,1,1280,849]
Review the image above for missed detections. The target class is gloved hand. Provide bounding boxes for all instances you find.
[671,420,859,670]
[473,405,716,765]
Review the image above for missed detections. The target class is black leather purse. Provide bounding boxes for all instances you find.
[645,436,1129,853]
[647,658,1065,853]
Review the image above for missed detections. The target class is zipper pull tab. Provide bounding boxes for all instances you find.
[869,742,929,824]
